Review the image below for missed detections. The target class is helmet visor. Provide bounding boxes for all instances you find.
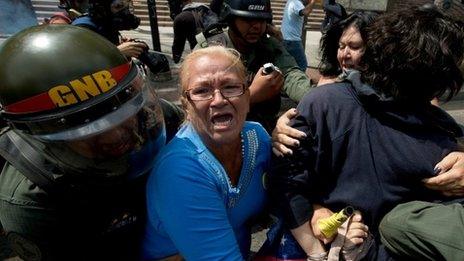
[19,69,166,179]
[6,64,148,140]
[34,76,151,142]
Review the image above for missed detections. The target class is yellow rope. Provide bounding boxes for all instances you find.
[317,206,354,238]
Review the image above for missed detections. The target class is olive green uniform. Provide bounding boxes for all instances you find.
[379,200,464,261]
[0,25,186,261]
[196,29,314,132]
[0,142,147,260]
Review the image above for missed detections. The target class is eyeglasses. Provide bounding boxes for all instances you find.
[185,84,247,101]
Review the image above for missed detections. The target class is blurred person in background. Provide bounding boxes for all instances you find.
[281,0,317,72]
[171,0,218,63]
[321,0,346,32]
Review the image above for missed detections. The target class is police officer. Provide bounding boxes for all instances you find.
[196,0,314,132]
[0,25,182,260]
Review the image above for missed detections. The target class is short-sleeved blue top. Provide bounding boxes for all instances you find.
[281,0,305,41]
[143,121,271,260]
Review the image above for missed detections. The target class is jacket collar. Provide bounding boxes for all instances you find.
[342,70,463,138]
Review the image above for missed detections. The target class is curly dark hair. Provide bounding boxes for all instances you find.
[361,4,464,102]
[318,10,378,77]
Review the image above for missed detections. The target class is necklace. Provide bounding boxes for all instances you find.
[240,132,245,157]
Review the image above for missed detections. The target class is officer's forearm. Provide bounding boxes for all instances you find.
[283,69,314,101]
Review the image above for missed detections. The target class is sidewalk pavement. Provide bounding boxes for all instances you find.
[305,31,323,68]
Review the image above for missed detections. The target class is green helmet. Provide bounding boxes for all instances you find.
[221,0,273,22]
[0,25,166,179]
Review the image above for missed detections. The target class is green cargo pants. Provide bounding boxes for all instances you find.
[379,200,464,261]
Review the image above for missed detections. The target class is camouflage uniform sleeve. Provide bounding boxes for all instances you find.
[282,67,314,102]
[271,38,314,102]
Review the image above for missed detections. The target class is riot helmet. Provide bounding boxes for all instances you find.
[221,0,273,22]
[0,25,166,180]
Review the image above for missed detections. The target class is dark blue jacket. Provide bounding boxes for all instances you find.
[268,71,463,234]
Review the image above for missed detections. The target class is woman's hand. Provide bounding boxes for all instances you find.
[290,221,326,257]
[423,151,464,197]
[271,109,306,157]
[343,212,369,248]
[249,67,284,104]
[338,211,370,261]
[310,204,334,244]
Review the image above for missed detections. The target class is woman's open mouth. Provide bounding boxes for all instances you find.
[211,113,234,129]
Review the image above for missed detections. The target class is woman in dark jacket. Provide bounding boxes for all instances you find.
[268,5,464,260]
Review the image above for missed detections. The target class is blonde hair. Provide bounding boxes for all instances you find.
[179,46,247,95]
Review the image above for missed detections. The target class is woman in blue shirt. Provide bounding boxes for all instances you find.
[143,46,272,260]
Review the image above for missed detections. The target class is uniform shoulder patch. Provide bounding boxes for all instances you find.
[7,232,41,261]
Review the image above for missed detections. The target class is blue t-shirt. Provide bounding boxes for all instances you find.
[143,122,271,260]
[281,0,305,41]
